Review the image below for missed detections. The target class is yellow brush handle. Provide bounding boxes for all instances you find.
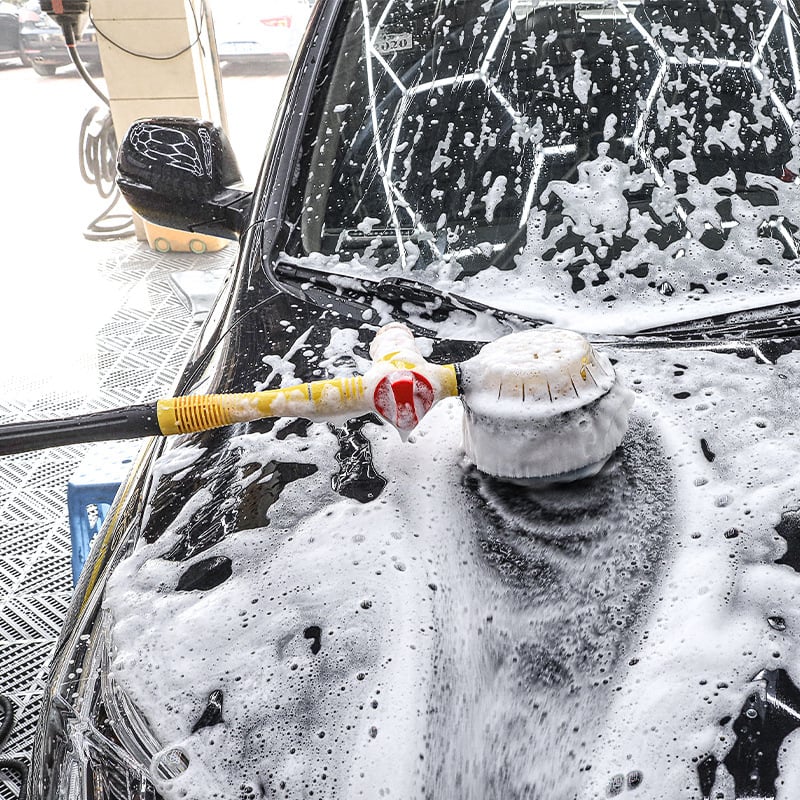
[156,320,461,438]
[156,376,369,435]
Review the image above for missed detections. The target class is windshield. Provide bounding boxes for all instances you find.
[288,0,800,332]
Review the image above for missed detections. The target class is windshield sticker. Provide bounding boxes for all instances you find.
[374,31,414,55]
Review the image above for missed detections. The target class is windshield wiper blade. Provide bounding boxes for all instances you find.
[629,299,800,341]
[272,262,381,325]
[372,275,549,326]
[273,261,550,329]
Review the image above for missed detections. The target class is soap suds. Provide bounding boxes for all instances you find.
[99,1,800,797]
[105,337,800,799]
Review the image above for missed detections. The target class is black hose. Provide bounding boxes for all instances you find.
[78,107,135,240]
[62,25,135,241]
[0,695,28,800]
[63,25,108,106]
[82,189,136,241]
[79,106,116,198]
[0,696,12,746]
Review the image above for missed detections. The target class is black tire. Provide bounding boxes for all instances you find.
[32,62,57,76]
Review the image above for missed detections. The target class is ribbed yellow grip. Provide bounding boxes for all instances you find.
[156,376,370,436]
[156,394,245,435]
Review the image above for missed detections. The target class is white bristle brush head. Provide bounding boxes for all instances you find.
[459,328,634,482]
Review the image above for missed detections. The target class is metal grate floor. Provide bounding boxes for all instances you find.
[0,239,232,795]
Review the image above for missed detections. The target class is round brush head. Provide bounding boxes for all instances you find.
[459,328,634,482]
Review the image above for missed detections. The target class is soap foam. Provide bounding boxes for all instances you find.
[104,336,800,799]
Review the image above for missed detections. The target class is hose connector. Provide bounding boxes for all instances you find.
[362,324,458,436]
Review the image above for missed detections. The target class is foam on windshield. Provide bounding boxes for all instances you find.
[293,0,800,335]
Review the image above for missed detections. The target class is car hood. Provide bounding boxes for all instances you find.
[102,306,800,799]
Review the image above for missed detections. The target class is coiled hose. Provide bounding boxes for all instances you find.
[78,106,135,242]
[0,695,28,800]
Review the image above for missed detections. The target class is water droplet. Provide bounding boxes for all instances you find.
[745,707,758,719]
[608,773,625,795]
[627,770,643,789]
[657,280,675,296]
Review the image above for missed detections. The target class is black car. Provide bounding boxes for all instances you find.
[27,0,800,798]
[0,2,23,64]
[19,0,100,76]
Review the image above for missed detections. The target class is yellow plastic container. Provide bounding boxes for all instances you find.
[143,221,230,254]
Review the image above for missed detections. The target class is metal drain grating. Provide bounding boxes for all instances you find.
[0,522,54,561]
[16,555,72,597]
[0,240,233,782]
[0,761,26,800]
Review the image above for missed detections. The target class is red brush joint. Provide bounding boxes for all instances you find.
[373,370,434,432]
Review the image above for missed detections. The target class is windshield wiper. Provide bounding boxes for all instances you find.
[628,299,800,341]
[273,260,550,331]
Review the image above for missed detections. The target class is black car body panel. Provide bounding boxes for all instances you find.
[0,3,22,63]
[29,0,800,798]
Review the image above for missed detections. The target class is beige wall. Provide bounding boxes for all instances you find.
[92,0,225,136]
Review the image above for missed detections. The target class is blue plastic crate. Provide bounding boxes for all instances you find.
[68,443,138,586]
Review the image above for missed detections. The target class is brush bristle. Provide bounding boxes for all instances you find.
[458,329,634,480]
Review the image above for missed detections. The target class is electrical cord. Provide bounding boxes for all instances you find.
[0,695,28,800]
[63,26,108,105]
[88,0,206,61]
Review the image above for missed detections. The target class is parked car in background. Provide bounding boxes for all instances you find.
[19,0,100,76]
[26,0,800,798]
[0,2,23,65]
[210,0,312,68]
